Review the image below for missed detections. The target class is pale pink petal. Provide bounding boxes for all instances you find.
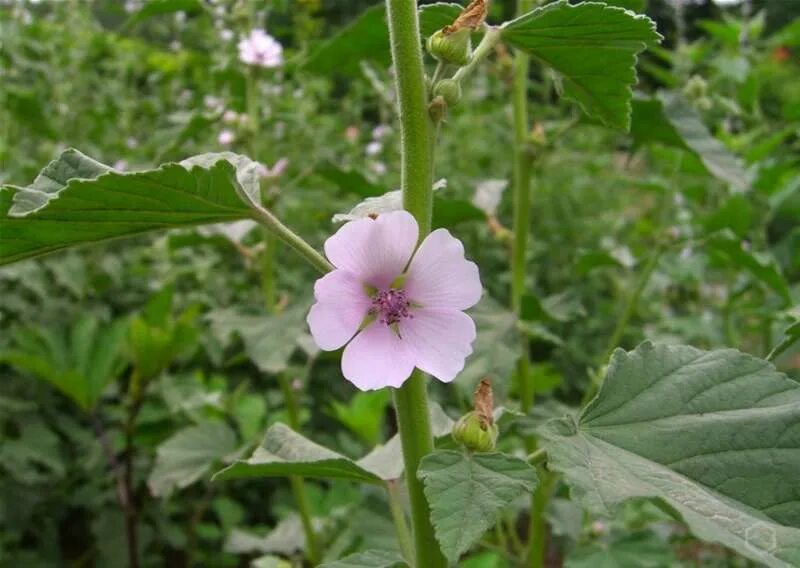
[341,323,415,390]
[404,228,482,310]
[307,270,371,351]
[324,210,419,289]
[399,308,476,383]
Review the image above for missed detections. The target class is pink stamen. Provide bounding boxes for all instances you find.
[371,288,412,325]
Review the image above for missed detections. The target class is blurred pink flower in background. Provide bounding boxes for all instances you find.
[307,211,482,390]
[218,129,235,145]
[238,29,283,68]
[256,157,289,179]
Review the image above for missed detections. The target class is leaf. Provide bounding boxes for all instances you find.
[565,533,676,568]
[502,1,661,130]
[0,149,259,266]
[148,421,238,497]
[708,231,792,305]
[301,4,465,77]
[418,451,538,563]
[124,0,202,27]
[638,92,749,192]
[330,389,392,445]
[458,296,520,396]
[319,550,408,568]
[207,303,309,375]
[225,515,322,556]
[539,342,800,568]
[213,423,383,484]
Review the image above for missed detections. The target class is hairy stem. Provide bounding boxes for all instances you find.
[386,0,446,565]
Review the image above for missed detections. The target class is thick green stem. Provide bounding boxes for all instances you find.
[386,480,415,562]
[392,372,443,566]
[386,0,446,565]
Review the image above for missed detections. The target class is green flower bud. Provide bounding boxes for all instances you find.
[452,411,499,453]
[433,79,462,106]
[426,28,472,66]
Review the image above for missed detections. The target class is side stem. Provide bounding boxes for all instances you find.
[385,0,446,565]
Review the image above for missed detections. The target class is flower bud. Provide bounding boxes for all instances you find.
[452,411,498,452]
[433,79,462,106]
[426,28,472,66]
[428,95,447,123]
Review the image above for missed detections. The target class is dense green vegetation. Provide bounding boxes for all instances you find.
[1,1,798,567]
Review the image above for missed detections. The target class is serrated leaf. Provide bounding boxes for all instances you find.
[213,423,383,484]
[502,1,661,130]
[148,421,238,497]
[0,149,260,265]
[630,92,749,192]
[319,550,408,568]
[566,533,676,568]
[539,342,800,568]
[418,450,538,563]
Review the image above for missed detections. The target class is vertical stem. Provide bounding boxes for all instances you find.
[123,369,145,568]
[278,373,322,565]
[511,1,534,418]
[249,50,320,561]
[385,0,445,565]
[386,480,415,562]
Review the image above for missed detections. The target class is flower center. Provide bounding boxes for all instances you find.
[371,288,412,325]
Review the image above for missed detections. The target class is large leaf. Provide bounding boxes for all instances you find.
[0,149,260,265]
[213,423,383,484]
[418,450,539,563]
[148,421,238,497]
[631,92,749,191]
[502,1,661,130]
[539,342,800,568]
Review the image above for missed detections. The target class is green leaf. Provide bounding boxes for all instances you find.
[213,423,383,484]
[639,92,749,192]
[1,149,259,266]
[539,342,800,568]
[148,421,238,497]
[565,533,676,568]
[708,231,792,305]
[124,0,202,28]
[226,515,322,556]
[319,550,408,568]
[502,1,661,130]
[458,296,520,396]
[301,3,464,77]
[330,389,392,445]
[207,303,309,375]
[418,451,539,563]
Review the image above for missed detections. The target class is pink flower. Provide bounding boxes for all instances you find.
[307,211,482,390]
[256,157,289,179]
[238,29,283,68]
[218,129,235,145]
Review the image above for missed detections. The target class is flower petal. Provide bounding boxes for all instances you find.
[404,228,482,310]
[324,210,419,289]
[341,323,415,390]
[399,308,476,383]
[307,270,371,351]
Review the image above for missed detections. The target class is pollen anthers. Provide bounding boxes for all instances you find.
[370,288,412,325]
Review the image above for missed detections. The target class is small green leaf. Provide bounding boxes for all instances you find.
[458,296,520,396]
[319,550,408,568]
[1,149,259,266]
[540,342,800,568]
[566,533,676,568]
[207,303,309,375]
[418,450,539,563]
[213,423,382,484]
[148,421,238,497]
[640,92,749,192]
[708,231,792,305]
[502,1,661,130]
